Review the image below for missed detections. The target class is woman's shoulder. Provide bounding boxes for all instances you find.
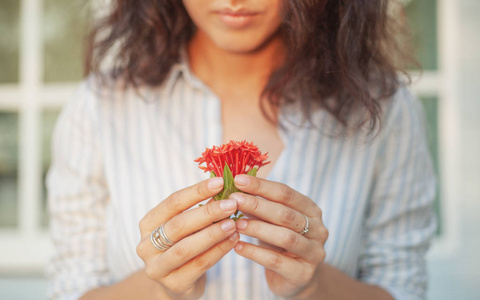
[74,69,179,104]
[74,73,144,103]
[62,72,169,122]
[380,85,427,137]
[289,85,423,144]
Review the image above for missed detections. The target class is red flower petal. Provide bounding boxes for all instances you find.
[195,140,270,177]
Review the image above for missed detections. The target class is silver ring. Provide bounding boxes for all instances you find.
[151,223,175,251]
[151,227,169,251]
[299,215,309,235]
[159,223,175,246]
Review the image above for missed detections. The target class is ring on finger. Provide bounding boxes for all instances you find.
[299,214,309,235]
[151,223,176,251]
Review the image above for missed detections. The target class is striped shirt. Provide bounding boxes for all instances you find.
[46,52,437,299]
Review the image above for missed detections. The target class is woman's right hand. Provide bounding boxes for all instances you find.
[136,177,239,300]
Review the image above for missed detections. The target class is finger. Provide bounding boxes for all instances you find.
[233,175,321,216]
[160,198,237,241]
[234,242,316,287]
[137,199,237,258]
[140,177,224,232]
[236,219,322,263]
[230,193,306,233]
[161,232,239,294]
[152,219,236,277]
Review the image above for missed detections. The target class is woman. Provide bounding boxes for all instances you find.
[47,0,437,299]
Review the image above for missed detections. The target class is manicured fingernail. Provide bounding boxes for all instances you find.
[229,232,239,242]
[208,177,223,189]
[235,243,243,251]
[229,193,244,205]
[219,199,236,211]
[235,175,250,187]
[221,219,235,232]
[236,219,247,230]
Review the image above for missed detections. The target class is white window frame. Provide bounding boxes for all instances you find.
[0,0,72,273]
[426,0,462,260]
[0,0,460,273]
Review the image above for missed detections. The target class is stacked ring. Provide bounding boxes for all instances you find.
[151,223,175,251]
[299,214,309,235]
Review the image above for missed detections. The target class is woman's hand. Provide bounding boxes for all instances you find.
[230,175,329,298]
[136,177,239,300]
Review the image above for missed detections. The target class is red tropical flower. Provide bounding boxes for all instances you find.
[195,141,270,221]
[195,140,270,178]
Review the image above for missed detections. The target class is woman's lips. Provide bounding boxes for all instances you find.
[215,8,260,29]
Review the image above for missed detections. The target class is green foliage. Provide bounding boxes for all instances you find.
[211,164,259,221]
[214,164,239,201]
[231,211,244,222]
[247,167,257,176]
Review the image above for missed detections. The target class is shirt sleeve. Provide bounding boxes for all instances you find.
[357,88,438,299]
[46,78,112,300]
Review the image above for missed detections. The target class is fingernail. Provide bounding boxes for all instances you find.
[219,199,236,211]
[236,219,247,230]
[235,243,243,251]
[229,193,244,205]
[229,232,239,242]
[221,219,235,232]
[235,175,250,187]
[208,177,224,189]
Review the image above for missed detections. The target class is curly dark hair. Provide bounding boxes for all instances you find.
[85,0,415,136]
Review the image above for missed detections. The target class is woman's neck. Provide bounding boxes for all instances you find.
[186,30,286,100]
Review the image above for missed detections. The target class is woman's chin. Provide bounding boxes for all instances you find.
[213,39,266,55]
[211,34,280,55]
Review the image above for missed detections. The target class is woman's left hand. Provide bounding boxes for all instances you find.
[229,174,329,298]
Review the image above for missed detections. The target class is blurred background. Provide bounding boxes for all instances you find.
[0,0,479,299]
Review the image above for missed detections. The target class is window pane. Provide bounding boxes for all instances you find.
[0,112,19,227]
[406,0,438,70]
[43,0,90,82]
[41,110,60,227]
[0,0,20,83]
[420,96,441,234]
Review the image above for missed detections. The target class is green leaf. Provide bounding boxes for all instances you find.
[219,163,236,199]
[232,212,245,221]
[210,171,217,178]
[247,167,258,177]
[223,164,233,189]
